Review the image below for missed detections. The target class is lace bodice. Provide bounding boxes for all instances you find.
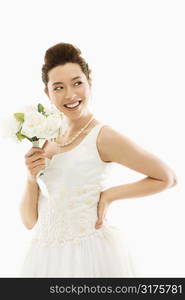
[32,123,115,247]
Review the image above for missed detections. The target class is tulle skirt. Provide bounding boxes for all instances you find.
[19,225,136,278]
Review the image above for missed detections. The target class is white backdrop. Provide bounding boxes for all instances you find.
[0,0,184,277]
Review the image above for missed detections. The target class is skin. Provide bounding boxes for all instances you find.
[44,62,94,134]
[44,62,178,230]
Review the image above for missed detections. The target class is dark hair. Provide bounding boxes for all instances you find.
[42,42,91,89]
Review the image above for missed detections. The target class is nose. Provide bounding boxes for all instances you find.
[64,88,77,101]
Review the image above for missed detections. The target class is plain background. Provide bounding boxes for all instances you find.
[0,0,184,277]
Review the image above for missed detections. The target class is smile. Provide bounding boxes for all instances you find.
[64,101,82,111]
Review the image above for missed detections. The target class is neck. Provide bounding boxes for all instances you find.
[65,112,94,132]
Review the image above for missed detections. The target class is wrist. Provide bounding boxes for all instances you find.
[27,175,37,185]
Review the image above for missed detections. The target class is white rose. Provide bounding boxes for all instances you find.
[0,115,22,143]
[40,114,63,139]
[21,111,46,139]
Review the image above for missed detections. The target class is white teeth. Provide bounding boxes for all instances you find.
[65,101,80,108]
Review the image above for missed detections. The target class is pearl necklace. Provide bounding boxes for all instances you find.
[56,116,95,147]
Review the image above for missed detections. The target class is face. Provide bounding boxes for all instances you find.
[44,62,92,119]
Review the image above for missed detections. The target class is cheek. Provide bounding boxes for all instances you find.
[48,90,56,99]
[51,92,64,102]
[82,86,90,96]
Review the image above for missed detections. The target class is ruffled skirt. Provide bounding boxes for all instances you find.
[19,225,136,278]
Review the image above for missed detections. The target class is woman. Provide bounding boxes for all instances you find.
[19,42,177,277]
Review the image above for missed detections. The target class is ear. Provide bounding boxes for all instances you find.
[88,77,92,89]
[44,87,49,98]
[44,88,52,105]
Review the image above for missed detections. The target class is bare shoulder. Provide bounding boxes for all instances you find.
[97,125,129,163]
[97,125,176,183]
[97,124,158,165]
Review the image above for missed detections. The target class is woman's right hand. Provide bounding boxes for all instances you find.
[24,147,46,182]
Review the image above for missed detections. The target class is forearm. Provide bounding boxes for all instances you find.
[106,176,172,202]
[20,178,39,229]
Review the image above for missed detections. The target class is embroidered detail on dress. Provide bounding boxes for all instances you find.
[31,222,120,248]
[32,124,116,249]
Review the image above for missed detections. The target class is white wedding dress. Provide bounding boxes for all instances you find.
[19,123,136,277]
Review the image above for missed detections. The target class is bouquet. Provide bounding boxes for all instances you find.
[0,103,67,177]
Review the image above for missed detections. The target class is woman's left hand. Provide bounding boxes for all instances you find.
[95,190,112,229]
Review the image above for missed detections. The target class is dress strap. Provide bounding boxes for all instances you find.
[87,123,106,141]
[84,123,108,158]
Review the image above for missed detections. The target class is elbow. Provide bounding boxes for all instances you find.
[19,208,38,230]
[170,176,178,188]
[25,223,35,230]
[22,219,37,230]
[164,173,178,189]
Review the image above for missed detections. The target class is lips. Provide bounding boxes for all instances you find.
[64,100,82,110]
[64,100,79,106]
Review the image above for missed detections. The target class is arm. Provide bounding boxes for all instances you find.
[98,126,178,203]
[20,144,47,230]
[19,177,39,229]
[105,177,171,203]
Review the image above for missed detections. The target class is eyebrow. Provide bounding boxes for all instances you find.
[52,76,82,86]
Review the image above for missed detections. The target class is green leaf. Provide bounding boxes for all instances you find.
[38,103,45,113]
[16,131,27,141]
[14,113,24,123]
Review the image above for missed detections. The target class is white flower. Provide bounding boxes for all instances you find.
[43,113,63,139]
[0,102,67,145]
[0,115,22,143]
[21,111,46,139]
[21,104,67,140]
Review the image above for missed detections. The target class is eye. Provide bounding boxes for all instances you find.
[53,81,83,91]
[54,86,63,91]
[54,81,83,91]
[74,81,83,86]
